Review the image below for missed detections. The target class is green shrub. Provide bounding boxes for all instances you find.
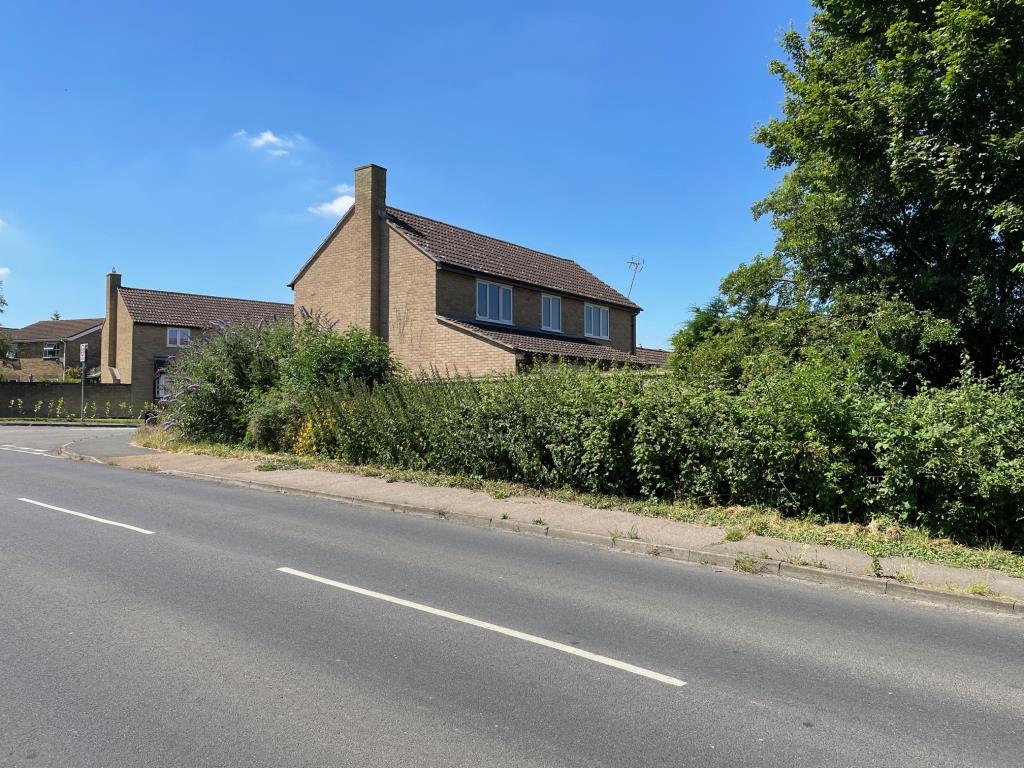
[725,363,879,519]
[281,319,399,394]
[872,373,1024,548]
[245,388,305,452]
[632,379,734,501]
[164,318,397,443]
[164,320,294,442]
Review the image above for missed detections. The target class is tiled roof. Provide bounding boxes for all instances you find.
[387,207,641,311]
[14,318,104,341]
[119,287,293,327]
[438,316,643,364]
[635,346,671,366]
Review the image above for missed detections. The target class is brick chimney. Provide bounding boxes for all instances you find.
[354,164,387,337]
[100,270,121,381]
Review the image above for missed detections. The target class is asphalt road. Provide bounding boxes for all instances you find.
[1,428,1021,767]
[0,424,150,459]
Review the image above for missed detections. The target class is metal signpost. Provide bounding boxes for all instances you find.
[79,343,87,422]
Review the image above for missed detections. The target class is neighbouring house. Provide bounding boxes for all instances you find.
[1,317,104,382]
[99,272,292,406]
[290,164,652,376]
[634,346,671,367]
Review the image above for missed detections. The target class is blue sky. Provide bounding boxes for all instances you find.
[0,0,812,347]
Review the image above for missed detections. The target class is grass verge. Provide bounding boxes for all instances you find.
[136,427,1024,580]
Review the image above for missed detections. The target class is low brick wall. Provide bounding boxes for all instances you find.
[0,382,136,419]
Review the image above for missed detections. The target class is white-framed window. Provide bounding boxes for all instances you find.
[167,327,192,348]
[584,303,610,339]
[42,342,59,359]
[541,294,562,332]
[5,342,17,360]
[476,280,513,324]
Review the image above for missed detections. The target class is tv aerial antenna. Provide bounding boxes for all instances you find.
[626,255,644,299]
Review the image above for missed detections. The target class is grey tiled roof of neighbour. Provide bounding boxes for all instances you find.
[14,318,104,341]
[119,287,293,327]
[387,207,641,311]
[438,316,644,364]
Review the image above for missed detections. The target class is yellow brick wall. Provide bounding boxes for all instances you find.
[436,271,477,319]
[387,228,439,371]
[433,321,518,377]
[116,293,134,382]
[292,211,374,332]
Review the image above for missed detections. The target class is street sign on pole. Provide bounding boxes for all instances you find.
[79,343,88,421]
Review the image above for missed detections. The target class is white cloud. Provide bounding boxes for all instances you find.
[249,130,293,149]
[0,267,10,278]
[232,129,297,157]
[0,217,6,231]
[307,185,355,217]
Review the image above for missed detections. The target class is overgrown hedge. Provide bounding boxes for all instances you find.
[163,318,397,446]
[294,366,1024,549]
[162,321,1024,550]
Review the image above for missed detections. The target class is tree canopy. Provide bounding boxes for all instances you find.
[746,0,1024,373]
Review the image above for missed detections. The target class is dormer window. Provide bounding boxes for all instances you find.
[541,295,561,332]
[584,304,609,340]
[476,280,512,324]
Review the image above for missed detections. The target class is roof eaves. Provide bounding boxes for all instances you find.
[288,205,357,288]
[65,323,104,341]
[435,315,517,353]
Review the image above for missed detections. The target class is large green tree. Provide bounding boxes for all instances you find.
[755,0,1024,372]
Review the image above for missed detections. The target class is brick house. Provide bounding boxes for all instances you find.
[290,164,652,376]
[99,272,292,405]
[1,318,104,382]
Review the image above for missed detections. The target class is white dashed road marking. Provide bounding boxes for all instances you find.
[0,445,48,455]
[17,498,155,535]
[277,566,687,687]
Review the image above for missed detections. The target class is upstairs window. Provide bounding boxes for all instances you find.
[476,280,512,324]
[42,342,59,359]
[167,327,192,348]
[584,304,609,340]
[541,295,562,332]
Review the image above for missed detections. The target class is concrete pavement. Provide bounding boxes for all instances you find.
[1,434,1022,766]
[57,426,1024,606]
